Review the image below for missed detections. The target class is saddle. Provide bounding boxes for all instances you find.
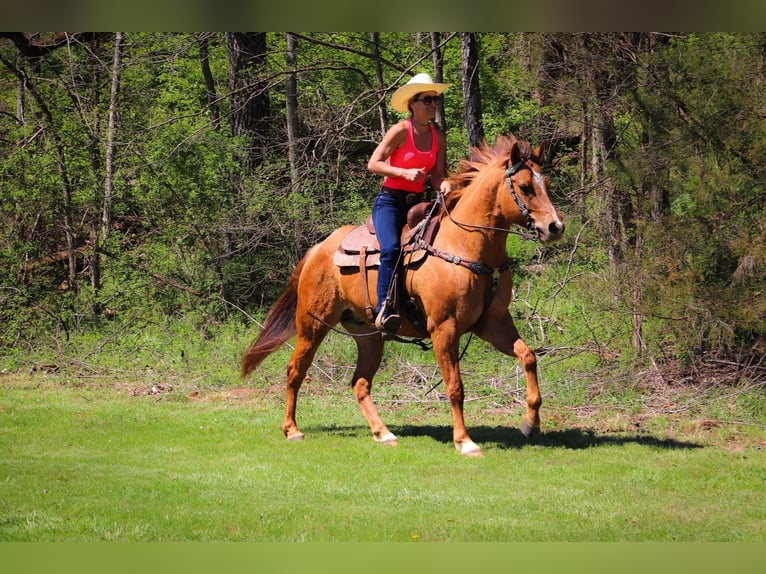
[333,200,441,330]
[333,200,440,269]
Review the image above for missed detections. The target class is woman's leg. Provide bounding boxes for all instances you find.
[371,192,406,329]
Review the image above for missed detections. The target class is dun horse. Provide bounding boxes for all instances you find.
[241,134,565,456]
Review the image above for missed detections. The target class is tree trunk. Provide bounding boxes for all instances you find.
[430,32,447,132]
[460,32,484,151]
[370,32,387,137]
[16,74,25,123]
[103,33,122,245]
[226,32,269,171]
[579,100,588,209]
[198,33,220,131]
[285,33,299,191]
[632,234,645,353]
[92,32,122,299]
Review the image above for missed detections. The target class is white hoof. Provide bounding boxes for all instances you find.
[456,440,482,457]
[375,432,398,446]
[286,432,305,442]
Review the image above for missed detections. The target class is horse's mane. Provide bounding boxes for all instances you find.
[445,134,534,210]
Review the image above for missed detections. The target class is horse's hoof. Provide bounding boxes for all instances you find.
[375,432,398,446]
[519,419,540,439]
[456,440,483,457]
[286,432,305,442]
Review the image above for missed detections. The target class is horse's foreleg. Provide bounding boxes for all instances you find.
[431,323,482,457]
[475,314,541,438]
[513,338,541,438]
[351,333,396,445]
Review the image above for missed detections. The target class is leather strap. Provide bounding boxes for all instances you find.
[359,245,375,321]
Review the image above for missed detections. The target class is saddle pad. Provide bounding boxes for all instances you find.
[338,222,380,255]
[333,223,428,269]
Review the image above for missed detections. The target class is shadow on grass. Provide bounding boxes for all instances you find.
[393,424,704,450]
[310,424,703,450]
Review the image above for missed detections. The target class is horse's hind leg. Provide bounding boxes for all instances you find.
[348,328,397,445]
[282,339,313,441]
[475,313,541,438]
[282,321,330,441]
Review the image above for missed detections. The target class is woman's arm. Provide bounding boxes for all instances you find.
[367,121,426,183]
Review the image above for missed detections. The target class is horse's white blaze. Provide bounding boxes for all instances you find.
[533,168,564,229]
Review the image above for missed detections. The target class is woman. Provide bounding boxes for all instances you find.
[368,73,452,333]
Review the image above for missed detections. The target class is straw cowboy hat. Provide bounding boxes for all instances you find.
[390,73,450,113]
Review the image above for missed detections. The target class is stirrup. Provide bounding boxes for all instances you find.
[375,307,401,333]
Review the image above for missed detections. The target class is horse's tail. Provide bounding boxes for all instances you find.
[240,252,308,379]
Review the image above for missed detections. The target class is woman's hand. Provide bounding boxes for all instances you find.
[400,167,427,182]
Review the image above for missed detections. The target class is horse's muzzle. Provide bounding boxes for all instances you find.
[537,219,565,243]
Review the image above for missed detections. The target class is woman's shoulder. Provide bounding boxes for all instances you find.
[383,119,411,144]
[391,119,411,133]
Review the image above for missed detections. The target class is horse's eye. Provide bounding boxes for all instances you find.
[520,183,535,196]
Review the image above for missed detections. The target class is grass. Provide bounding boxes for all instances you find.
[1,364,764,541]
[1,312,764,541]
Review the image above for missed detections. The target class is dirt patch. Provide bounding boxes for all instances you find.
[188,387,259,403]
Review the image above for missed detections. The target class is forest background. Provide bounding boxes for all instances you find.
[0,32,764,402]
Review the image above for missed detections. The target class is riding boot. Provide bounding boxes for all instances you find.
[375,300,401,333]
[375,270,401,333]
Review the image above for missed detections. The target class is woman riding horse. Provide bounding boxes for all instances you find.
[368,73,452,333]
[241,133,565,457]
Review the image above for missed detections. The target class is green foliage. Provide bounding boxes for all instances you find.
[1,32,764,385]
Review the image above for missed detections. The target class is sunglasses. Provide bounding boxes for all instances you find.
[413,94,442,105]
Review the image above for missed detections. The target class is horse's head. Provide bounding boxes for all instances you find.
[505,139,565,243]
[447,134,565,243]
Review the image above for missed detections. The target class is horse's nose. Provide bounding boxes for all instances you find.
[549,220,565,237]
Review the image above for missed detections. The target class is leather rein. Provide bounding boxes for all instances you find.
[413,159,539,303]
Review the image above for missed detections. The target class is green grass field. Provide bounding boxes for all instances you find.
[1,362,763,542]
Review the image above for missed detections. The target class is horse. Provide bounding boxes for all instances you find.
[240,134,565,457]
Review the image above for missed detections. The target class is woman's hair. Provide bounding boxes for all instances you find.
[407,92,422,115]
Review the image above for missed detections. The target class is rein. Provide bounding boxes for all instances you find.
[307,158,537,348]
[439,160,538,240]
[418,158,539,277]
[410,160,541,307]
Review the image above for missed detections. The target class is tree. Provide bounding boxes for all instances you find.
[1,31,763,372]
[198,32,221,131]
[0,34,80,292]
[226,32,270,170]
[285,32,299,191]
[92,31,123,304]
[370,32,388,137]
[460,32,484,150]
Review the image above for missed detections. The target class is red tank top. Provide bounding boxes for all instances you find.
[382,119,438,193]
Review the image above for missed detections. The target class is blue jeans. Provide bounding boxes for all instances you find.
[372,189,409,314]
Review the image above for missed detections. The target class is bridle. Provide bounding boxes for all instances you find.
[408,158,542,309]
[504,160,536,233]
[316,156,542,345]
[437,159,539,240]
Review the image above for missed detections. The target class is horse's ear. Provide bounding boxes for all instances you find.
[533,142,545,164]
[510,141,521,164]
